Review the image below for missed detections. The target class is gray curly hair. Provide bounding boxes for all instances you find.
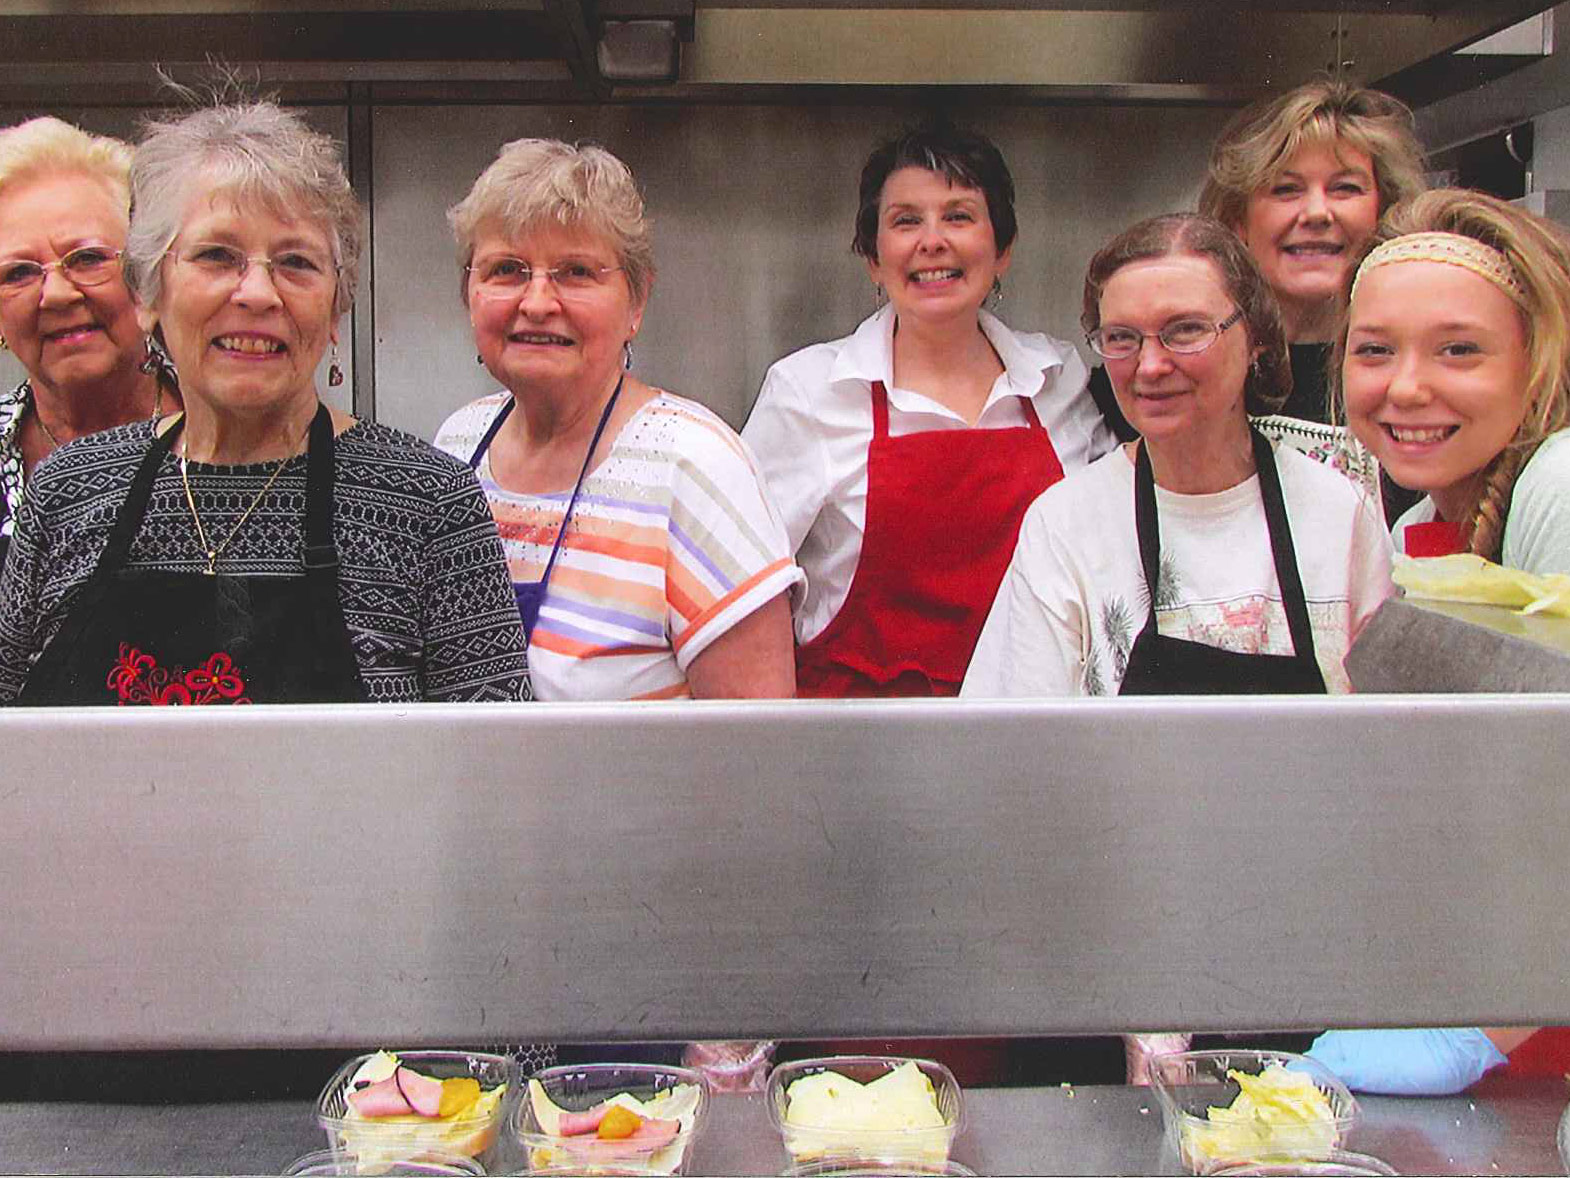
[125,101,363,315]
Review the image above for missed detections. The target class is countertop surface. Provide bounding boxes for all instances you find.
[2,1082,1564,1175]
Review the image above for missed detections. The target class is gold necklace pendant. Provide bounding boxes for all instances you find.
[179,419,309,575]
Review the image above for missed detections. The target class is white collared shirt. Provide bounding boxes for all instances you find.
[742,304,1115,643]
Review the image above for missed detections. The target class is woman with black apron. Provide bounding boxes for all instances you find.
[964,212,1392,1078]
[0,99,528,707]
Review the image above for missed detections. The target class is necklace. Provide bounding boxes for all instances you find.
[178,419,308,576]
[28,376,165,455]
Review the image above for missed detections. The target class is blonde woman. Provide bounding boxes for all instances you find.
[1194,79,1429,516]
[1307,188,1570,1094]
[1341,188,1570,572]
[0,117,181,560]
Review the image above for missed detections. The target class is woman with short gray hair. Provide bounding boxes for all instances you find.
[0,99,528,705]
[434,137,799,701]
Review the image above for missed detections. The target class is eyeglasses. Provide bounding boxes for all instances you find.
[1087,308,1245,360]
[0,246,123,297]
[466,257,623,298]
[167,243,338,294]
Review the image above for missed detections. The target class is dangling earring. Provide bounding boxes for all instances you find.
[476,353,485,365]
[873,283,886,307]
[138,339,160,375]
[623,340,634,370]
[0,336,9,353]
[986,277,1003,312]
[328,342,345,388]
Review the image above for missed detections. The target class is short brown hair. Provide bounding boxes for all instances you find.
[1082,212,1291,416]
[1199,78,1426,230]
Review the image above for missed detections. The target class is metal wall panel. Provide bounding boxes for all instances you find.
[2,696,1566,1049]
[370,102,1224,441]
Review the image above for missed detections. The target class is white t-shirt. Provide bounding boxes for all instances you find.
[742,304,1116,644]
[1392,429,1570,575]
[962,442,1394,697]
[434,390,803,701]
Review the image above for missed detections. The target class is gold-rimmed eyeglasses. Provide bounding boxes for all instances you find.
[466,257,624,299]
[0,246,124,298]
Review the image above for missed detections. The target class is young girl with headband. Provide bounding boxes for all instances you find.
[1339,187,1570,571]
[1305,188,1570,1095]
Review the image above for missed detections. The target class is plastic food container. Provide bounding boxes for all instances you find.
[282,1149,487,1176]
[315,1050,514,1173]
[767,1056,964,1167]
[781,1159,978,1177]
[1200,1152,1397,1176]
[1149,1050,1358,1175]
[514,1062,709,1175]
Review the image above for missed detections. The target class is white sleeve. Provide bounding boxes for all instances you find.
[741,362,832,558]
[1503,434,1570,575]
[961,500,1088,697]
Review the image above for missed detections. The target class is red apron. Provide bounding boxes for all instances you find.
[796,380,1064,697]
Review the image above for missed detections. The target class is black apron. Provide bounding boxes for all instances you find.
[1118,430,1327,696]
[18,404,365,706]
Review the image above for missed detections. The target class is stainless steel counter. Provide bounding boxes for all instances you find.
[6,697,1570,1048]
[2,1083,1563,1175]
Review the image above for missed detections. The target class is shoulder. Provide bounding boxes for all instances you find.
[27,419,157,508]
[758,310,886,402]
[1026,447,1132,527]
[1273,440,1368,508]
[1516,429,1570,497]
[336,419,481,488]
[432,391,510,458]
[634,391,761,475]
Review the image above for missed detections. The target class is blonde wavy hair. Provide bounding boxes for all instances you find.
[1334,189,1570,561]
[1199,78,1427,230]
[0,116,132,208]
[449,138,654,306]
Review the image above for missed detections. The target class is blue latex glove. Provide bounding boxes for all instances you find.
[1306,1028,1508,1095]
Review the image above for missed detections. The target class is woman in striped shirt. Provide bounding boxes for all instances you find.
[435,138,801,701]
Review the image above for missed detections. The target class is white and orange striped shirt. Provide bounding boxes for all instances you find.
[435,390,803,700]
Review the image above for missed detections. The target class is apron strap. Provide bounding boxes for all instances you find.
[97,417,182,573]
[1132,440,1163,645]
[870,381,891,440]
[468,396,516,470]
[535,373,625,600]
[302,403,339,572]
[1250,427,1319,671]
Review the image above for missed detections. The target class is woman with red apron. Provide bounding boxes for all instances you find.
[744,122,1114,702]
[744,122,1118,1083]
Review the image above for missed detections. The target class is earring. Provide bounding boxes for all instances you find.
[328,342,345,388]
[476,353,485,365]
[623,340,634,370]
[138,339,160,375]
[873,283,886,306]
[986,277,1003,311]
[0,336,8,352]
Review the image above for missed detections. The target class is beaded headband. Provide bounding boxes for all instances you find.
[1350,230,1526,306]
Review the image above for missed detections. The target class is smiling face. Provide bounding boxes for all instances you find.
[466,221,643,402]
[1343,259,1532,519]
[1099,253,1254,449]
[865,166,1010,328]
[0,170,145,398]
[149,191,339,426]
[1240,141,1380,336]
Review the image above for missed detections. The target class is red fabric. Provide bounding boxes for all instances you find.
[1499,1026,1570,1080]
[796,382,1064,697]
[1403,520,1466,558]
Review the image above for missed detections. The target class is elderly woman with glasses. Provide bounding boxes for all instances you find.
[964,212,1390,698]
[433,138,799,701]
[0,100,529,705]
[0,116,183,564]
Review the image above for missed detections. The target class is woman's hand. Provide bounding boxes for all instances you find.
[685,592,796,698]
